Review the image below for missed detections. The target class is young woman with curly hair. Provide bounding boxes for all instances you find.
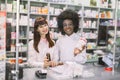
[56,9,87,64]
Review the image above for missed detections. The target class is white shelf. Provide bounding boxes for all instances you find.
[5,0,116,62]
[30,13,48,16]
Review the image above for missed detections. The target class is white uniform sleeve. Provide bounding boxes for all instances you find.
[74,49,87,64]
[27,40,44,68]
[74,37,87,64]
[75,37,87,50]
[54,39,61,61]
[51,46,59,62]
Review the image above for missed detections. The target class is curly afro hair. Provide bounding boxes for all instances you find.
[57,9,79,35]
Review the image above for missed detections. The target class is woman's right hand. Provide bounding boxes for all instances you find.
[43,56,50,68]
[44,57,58,68]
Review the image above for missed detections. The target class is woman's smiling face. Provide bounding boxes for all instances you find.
[63,19,74,36]
[37,24,49,36]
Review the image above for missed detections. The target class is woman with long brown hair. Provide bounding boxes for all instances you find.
[28,16,58,68]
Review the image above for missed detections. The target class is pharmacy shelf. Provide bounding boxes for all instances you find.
[4,0,116,62]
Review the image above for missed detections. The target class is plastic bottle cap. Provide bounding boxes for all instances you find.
[104,67,112,71]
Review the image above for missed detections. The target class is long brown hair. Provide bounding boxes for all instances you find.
[33,17,54,53]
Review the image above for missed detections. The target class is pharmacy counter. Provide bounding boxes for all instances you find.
[21,63,120,80]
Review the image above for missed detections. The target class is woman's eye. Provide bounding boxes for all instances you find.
[44,24,48,26]
[63,24,67,27]
[63,24,73,27]
[38,24,47,28]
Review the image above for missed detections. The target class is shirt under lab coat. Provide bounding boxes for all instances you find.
[55,33,87,64]
[28,39,58,68]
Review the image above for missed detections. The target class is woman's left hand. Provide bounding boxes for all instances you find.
[74,48,81,56]
[74,46,86,56]
[49,61,58,67]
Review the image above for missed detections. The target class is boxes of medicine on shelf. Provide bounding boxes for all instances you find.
[10,44,15,52]
[11,32,16,39]
[7,4,12,12]
[41,7,48,14]
[0,3,5,11]
[87,43,96,49]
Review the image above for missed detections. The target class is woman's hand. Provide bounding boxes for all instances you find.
[44,56,58,68]
[74,45,86,56]
[44,56,50,68]
[74,48,81,56]
[49,61,58,67]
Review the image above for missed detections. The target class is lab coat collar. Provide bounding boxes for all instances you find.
[65,33,78,40]
[65,33,75,37]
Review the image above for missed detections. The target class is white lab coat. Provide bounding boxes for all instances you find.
[55,33,87,64]
[28,39,58,68]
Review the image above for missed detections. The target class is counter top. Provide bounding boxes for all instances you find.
[21,63,120,80]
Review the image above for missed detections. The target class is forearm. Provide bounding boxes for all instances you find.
[28,60,44,68]
[74,51,87,64]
